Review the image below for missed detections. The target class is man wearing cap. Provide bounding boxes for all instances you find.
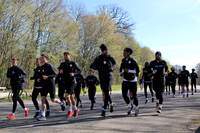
[90,44,116,117]
[190,68,198,94]
[120,48,140,116]
[150,51,168,113]
[7,58,29,120]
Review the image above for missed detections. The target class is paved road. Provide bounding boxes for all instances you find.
[0,91,200,133]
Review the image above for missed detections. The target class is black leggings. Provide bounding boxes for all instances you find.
[153,78,164,104]
[12,87,25,113]
[144,82,154,98]
[170,82,176,95]
[100,79,112,110]
[58,85,66,102]
[74,84,82,106]
[32,88,50,111]
[88,87,96,104]
[191,80,197,92]
[122,81,138,106]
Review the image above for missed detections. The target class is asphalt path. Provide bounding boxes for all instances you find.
[0,90,200,133]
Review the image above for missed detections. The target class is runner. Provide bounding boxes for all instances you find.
[31,58,50,118]
[190,68,198,94]
[150,51,168,113]
[165,75,171,95]
[58,52,81,118]
[142,62,154,104]
[168,67,178,97]
[85,69,99,110]
[55,68,67,111]
[74,72,85,108]
[37,54,62,121]
[90,44,116,117]
[7,58,29,120]
[120,48,140,116]
[179,65,190,98]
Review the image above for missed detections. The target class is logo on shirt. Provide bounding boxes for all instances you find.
[12,71,15,74]
[70,64,72,67]
[104,61,107,64]
[129,61,131,64]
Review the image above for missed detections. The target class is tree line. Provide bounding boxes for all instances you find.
[0,0,157,89]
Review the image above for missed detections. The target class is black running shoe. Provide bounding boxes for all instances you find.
[34,112,40,118]
[61,104,65,111]
[152,97,154,103]
[110,105,114,113]
[101,110,106,117]
[46,110,50,117]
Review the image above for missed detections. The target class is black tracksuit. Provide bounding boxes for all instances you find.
[168,71,178,95]
[7,65,26,113]
[150,60,168,104]
[142,66,154,99]
[90,54,116,110]
[190,72,198,92]
[85,75,99,105]
[120,57,139,106]
[40,63,57,99]
[31,66,50,111]
[74,73,85,106]
[58,60,81,95]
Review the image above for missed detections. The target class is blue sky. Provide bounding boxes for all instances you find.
[65,0,200,71]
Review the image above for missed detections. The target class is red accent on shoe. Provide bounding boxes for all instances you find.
[25,108,29,117]
[73,109,79,117]
[8,114,15,120]
[67,111,73,118]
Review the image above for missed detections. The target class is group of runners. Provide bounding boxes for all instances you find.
[6,44,198,120]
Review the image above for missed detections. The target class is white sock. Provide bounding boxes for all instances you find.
[12,113,15,115]
[68,106,72,112]
[24,108,27,111]
[36,110,40,113]
[159,104,163,109]
[61,101,65,105]
[73,105,77,111]
[41,111,45,117]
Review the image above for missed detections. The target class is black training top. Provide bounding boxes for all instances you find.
[149,59,168,79]
[168,71,178,83]
[7,66,26,87]
[90,54,116,80]
[59,60,81,82]
[85,75,99,88]
[40,63,57,88]
[179,70,190,82]
[120,57,139,81]
[190,72,198,81]
[30,66,43,88]
[75,73,85,88]
[142,66,153,82]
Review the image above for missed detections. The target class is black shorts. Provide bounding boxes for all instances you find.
[41,86,55,99]
[65,81,76,95]
[180,81,189,87]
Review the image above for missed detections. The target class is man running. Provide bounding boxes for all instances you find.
[74,72,85,108]
[7,58,29,120]
[165,75,171,95]
[168,67,178,97]
[37,54,62,121]
[120,48,140,116]
[85,69,99,110]
[58,52,80,118]
[150,51,168,113]
[90,44,116,117]
[55,68,67,111]
[179,65,190,98]
[31,58,50,118]
[190,68,198,94]
[142,62,154,104]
